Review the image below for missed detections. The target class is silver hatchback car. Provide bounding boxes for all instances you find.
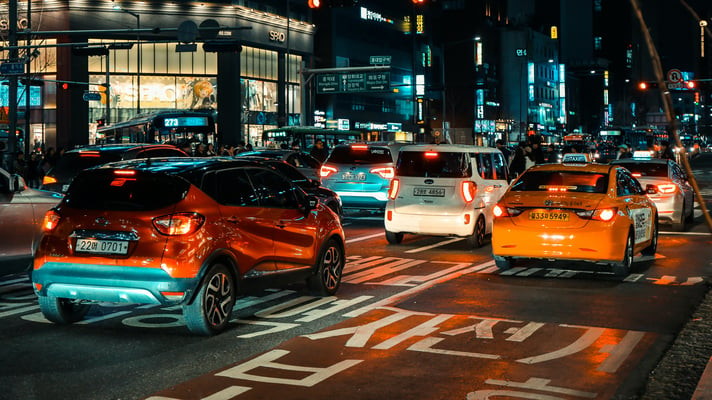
[611,154,694,231]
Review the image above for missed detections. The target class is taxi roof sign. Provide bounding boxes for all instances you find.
[632,151,653,160]
[561,153,590,163]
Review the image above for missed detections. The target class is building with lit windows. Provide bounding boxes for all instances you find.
[0,0,314,152]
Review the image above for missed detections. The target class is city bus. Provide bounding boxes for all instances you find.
[262,126,364,151]
[96,110,217,145]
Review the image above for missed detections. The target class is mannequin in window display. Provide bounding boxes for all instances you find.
[190,80,216,109]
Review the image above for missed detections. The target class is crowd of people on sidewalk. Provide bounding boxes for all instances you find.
[5,147,63,189]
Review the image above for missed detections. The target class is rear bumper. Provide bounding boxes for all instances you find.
[32,262,198,305]
[385,208,477,237]
[492,220,627,262]
[337,191,389,210]
[649,194,684,223]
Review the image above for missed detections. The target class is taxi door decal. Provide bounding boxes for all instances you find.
[629,208,652,244]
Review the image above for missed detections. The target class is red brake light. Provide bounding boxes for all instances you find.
[320,165,338,178]
[424,152,439,158]
[657,184,676,194]
[388,179,400,199]
[631,173,642,177]
[42,210,61,232]
[461,181,476,203]
[153,213,205,236]
[493,204,506,217]
[371,167,394,179]
[114,170,136,176]
[595,208,616,222]
[351,144,369,150]
[79,151,101,158]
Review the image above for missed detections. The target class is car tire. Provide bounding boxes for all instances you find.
[612,231,634,276]
[672,204,687,232]
[183,263,236,336]
[465,216,487,248]
[494,255,514,270]
[38,296,91,324]
[307,238,344,296]
[685,199,695,223]
[641,217,658,256]
[385,230,404,244]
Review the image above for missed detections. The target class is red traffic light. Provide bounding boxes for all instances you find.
[61,83,69,90]
[308,0,320,8]
[638,82,647,90]
[412,0,425,3]
[686,80,696,89]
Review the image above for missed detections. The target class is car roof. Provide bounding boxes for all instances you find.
[66,143,182,154]
[610,158,670,165]
[527,162,615,174]
[93,156,263,176]
[399,144,500,153]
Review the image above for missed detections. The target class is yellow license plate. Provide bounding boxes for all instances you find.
[528,210,569,221]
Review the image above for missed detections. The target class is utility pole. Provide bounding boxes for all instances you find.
[4,0,18,171]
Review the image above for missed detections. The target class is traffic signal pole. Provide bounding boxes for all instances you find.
[632,0,712,233]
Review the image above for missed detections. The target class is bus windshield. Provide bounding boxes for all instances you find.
[96,110,216,145]
[262,127,363,150]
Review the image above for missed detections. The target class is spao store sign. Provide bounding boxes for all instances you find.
[269,30,286,43]
[0,18,29,31]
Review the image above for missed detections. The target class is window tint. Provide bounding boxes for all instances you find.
[471,153,494,179]
[248,168,301,208]
[64,170,190,210]
[396,151,471,178]
[300,154,321,168]
[213,169,259,207]
[492,152,509,181]
[327,146,392,164]
[614,162,668,177]
[137,148,188,158]
[616,169,642,196]
[49,152,123,181]
[511,171,609,193]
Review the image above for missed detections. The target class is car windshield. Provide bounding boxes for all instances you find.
[64,169,190,211]
[327,146,392,164]
[49,152,123,181]
[511,171,609,193]
[396,151,472,178]
[615,162,668,177]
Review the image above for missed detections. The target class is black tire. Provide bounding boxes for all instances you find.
[641,218,658,256]
[494,255,514,270]
[465,216,486,248]
[307,238,345,296]
[385,230,404,244]
[612,232,634,276]
[38,296,91,324]
[183,263,236,336]
[685,199,695,223]
[672,205,687,232]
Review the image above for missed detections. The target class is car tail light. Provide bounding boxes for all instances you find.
[388,179,400,199]
[461,181,476,203]
[424,152,439,158]
[153,212,205,236]
[493,205,523,218]
[79,151,101,158]
[351,144,369,150]
[576,207,618,222]
[320,165,338,178]
[42,175,57,185]
[114,170,136,176]
[371,167,394,179]
[657,184,677,194]
[42,210,61,232]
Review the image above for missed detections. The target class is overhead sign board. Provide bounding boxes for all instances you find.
[316,72,390,94]
[370,55,391,65]
[0,62,24,75]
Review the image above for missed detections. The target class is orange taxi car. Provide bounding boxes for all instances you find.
[492,162,658,275]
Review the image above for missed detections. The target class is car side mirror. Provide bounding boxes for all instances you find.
[303,194,319,213]
[10,174,26,192]
[645,184,658,194]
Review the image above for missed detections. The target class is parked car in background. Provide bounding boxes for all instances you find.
[611,151,694,231]
[40,143,188,193]
[319,142,407,212]
[32,157,345,335]
[236,149,322,182]
[238,156,343,220]
[384,144,509,248]
[0,167,63,276]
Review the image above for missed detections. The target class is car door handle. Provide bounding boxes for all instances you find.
[226,216,241,224]
[276,220,289,228]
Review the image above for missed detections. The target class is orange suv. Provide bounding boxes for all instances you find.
[32,157,345,335]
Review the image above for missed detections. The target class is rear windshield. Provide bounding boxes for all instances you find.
[64,169,190,210]
[327,146,392,164]
[614,162,668,177]
[49,152,122,181]
[511,171,609,193]
[396,151,472,178]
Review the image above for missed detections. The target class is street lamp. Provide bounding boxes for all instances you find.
[113,3,140,115]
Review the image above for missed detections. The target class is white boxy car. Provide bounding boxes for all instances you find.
[384,144,510,248]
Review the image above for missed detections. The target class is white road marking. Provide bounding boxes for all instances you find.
[405,237,464,253]
[345,232,383,243]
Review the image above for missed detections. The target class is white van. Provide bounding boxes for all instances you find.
[384,144,510,248]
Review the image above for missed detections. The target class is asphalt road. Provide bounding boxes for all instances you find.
[1,153,711,400]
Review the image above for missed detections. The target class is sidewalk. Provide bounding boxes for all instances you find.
[693,357,712,400]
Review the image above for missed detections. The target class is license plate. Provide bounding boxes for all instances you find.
[76,238,130,255]
[342,173,366,181]
[414,187,445,197]
[528,210,569,222]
